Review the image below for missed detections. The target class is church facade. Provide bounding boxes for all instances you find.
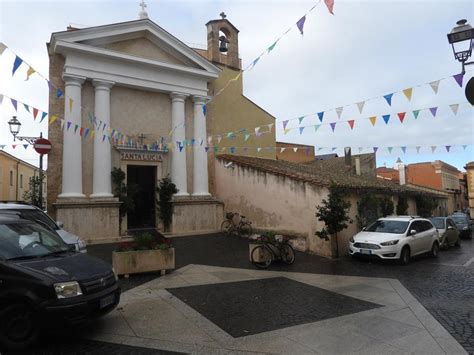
[47,13,276,243]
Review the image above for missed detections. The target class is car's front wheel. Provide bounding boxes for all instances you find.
[0,302,38,351]
[430,242,439,258]
[399,246,410,265]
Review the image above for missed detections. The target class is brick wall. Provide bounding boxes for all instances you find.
[406,164,441,190]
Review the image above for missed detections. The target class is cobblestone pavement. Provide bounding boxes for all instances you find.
[26,231,473,354]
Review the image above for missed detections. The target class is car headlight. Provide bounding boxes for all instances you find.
[77,238,87,250]
[380,240,399,246]
[463,226,468,230]
[54,281,83,299]
[349,236,354,243]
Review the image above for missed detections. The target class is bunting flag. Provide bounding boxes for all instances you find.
[429,107,438,117]
[383,93,393,106]
[387,147,393,154]
[202,104,206,116]
[449,104,459,115]
[463,145,467,150]
[403,88,413,101]
[267,123,274,131]
[382,114,390,124]
[314,124,321,132]
[257,147,262,153]
[40,112,47,123]
[453,73,464,87]
[230,147,236,154]
[0,145,5,149]
[416,146,421,154]
[280,147,286,153]
[25,67,36,81]
[445,145,451,152]
[293,147,298,153]
[207,136,212,145]
[356,101,365,114]
[284,128,291,135]
[283,120,289,129]
[244,134,251,142]
[412,110,420,119]
[12,56,23,76]
[67,121,72,130]
[0,94,3,106]
[298,116,305,125]
[254,127,261,136]
[102,135,106,142]
[23,144,28,150]
[299,127,305,134]
[335,107,343,119]
[373,147,378,153]
[317,112,324,122]
[397,112,406,123]
[179,143,184,152]
[204,147,209,153]
[330,122,336,132]
[60,119,65,129]
[217,136,222,144]
[401,146,407,154]
[9,98,18,112]
[56,88,63,98]
[74,124,79,134]
[267,40,279,53]
[332,147,337,152]
[347,120,355,130]
[358,147,363,153]
[324,0,335,14]
[296,16,306,35]
[431,146,437,153]
[32,108,38,120]
[12,145,17,149]
[429,80,440,94]
[23,103,30,113]
[369,116,377,126]
[0,42,6,55]
[249,57,260,70]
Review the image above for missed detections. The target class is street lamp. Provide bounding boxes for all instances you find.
[7,116,22,140]
[447,19,474,74]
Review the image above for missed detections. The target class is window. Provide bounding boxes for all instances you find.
[365,220,409,234]
[430,218,445,229]
[20,174,23,188]
[422,221,434,231]
[447,220,457,229]
[409,221,422,233]
[9,171,13,186]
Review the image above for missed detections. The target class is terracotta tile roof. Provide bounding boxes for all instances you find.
[304,153,375,172]
[217,154,432,196]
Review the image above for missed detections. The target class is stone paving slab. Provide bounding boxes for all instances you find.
[86,264,467,354]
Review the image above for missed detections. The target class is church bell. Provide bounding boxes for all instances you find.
[219,35,229,53]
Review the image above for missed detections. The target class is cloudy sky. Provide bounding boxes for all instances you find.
[0,0,473,170]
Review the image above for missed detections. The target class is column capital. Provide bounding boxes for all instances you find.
[63,74,86,87]
[92,79,115,90]
[193,96,208,105]
[170,92,188,103]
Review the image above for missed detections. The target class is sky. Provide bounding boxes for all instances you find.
[0,0,473,171]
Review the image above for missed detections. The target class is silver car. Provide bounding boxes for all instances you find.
[0,203,87,252]
[430,217,460,249]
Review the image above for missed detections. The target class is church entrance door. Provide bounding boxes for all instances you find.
[127,165,156,230]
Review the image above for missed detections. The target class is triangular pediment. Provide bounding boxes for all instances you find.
[50,19,219,75]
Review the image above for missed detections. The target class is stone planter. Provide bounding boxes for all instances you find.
[112,248,175,277]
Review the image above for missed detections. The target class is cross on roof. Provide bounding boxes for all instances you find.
[220,12,226,19]
[139,0,147,11]
[137,133,148,146]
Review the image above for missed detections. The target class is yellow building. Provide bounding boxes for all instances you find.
[0,150,46,203]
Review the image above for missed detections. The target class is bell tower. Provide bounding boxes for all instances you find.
[206,12,240,69]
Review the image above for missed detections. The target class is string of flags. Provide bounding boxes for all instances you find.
[0,144,31,150]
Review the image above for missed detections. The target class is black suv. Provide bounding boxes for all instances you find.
[0,216,120,350]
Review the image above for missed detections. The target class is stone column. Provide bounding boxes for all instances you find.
[192,96,210,196]
[59,75,86,198]
[170,92,189,196]
[91,79,114,198]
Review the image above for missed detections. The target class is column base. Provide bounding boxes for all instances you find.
[90,193,114,199]
[192,192,212,197]
[174,192,190,198]
[58,193,86,199]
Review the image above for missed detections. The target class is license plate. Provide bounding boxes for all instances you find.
[100,294,115,309]
[360,249,372,255]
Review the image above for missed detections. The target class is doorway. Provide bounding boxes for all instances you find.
[127,165,156,230]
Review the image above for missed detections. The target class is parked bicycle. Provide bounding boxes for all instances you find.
[250,234,295,269]
[221,212,253,237]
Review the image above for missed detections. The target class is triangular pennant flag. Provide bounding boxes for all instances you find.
[431,146,437,153]
[445,145,451,152]
[23,144,28,150]
[56,88,63,98]
[296,16,306,35]
[358,147,363,153]
[412,110,420,119]
[0,94,3,105]
[335,107,343,119]
[462,145,467,150]
[347,120,355,130]
[0,145,5,149]
[332,147,337,152]
[12,56,23,76]
[204,147,209,153]
[74,124,79,134]
[102,135,106,142]
[369,116,377,126]
[429,80,440,94]
[23,103,30,113]
[397,112,406,123]
[250,57,260,69]
[280,147,286,153]
[49,115,58,124]
[453,73,464,87]
[284,128,291,135]
[282,120,289,129]
[449,104,459,115]
[202,104,206,116]
[324,0,335,14]
[429,107,438,117]
[402,88,413,101]
[213,146,218,153]
[11,98,17,111]
[12,144,17,149]
[267,40,278,53]
[257,147,262,153]
[401,146,407,154]
[32,108,38,119]
[230,147,236,154]
[67,121,72,130]
[217,136,222,144]
[330,122,336,132]
[267,123,274,131]
[382,114,390,124]
[244,134,251,142]
[293,147,298,153]
[84,128,90,138]
[298,116,304,125]
[179,143,184,152]
[373,147,378,153]
[60,119,65,129]
[356,101,365,114]
[25,66,36,81]
[387,147,393,154]
[383,93,393,106]
[299,127,305,134]
[314,125,321,132]
[40,112,47,123]
[416,146,421,153]
[317,112,324,122]
[0,42,6,55]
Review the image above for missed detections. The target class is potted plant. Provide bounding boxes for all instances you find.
[112,232,175,277]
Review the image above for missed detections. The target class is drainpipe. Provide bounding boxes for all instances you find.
[16,160,19,201]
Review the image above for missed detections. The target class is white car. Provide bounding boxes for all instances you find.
[349,216,440,265]
[0,203,87,253]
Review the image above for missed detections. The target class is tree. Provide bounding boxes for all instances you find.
[156,176,178,232]
[111,168,138,233]
[356,194,380,229]
[23,175,45,209]
[415,195,438,218]
[315,184,352,258]
[396,195,409,215]
[379,196,394,217]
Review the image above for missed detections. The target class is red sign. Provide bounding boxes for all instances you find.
[34,138,52,155]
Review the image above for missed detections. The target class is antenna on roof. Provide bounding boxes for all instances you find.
[138,0,149,19]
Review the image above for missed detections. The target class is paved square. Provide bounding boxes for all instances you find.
[167,276,382,337]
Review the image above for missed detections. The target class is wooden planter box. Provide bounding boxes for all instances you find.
[112,248,175,277]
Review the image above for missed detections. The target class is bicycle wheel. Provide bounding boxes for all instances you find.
[280,243,295,265]
[221,220,233,235]
[251,245,272,269]
[239,222,253,238]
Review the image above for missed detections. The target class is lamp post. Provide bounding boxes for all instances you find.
[7,116,47,209]
[448,19,474,104]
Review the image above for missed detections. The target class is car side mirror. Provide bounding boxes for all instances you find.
[362,226,367,231]
[408,229,417,236]
[56,221,64,228]
[447,226,454,230]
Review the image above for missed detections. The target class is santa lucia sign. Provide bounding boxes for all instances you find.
[120,151,164,162]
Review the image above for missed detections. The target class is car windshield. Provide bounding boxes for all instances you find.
[430,218,445,229]
[0,221,69,260]
[15,209,59,230]
[451,217,468,225]
[365,220,409,234]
